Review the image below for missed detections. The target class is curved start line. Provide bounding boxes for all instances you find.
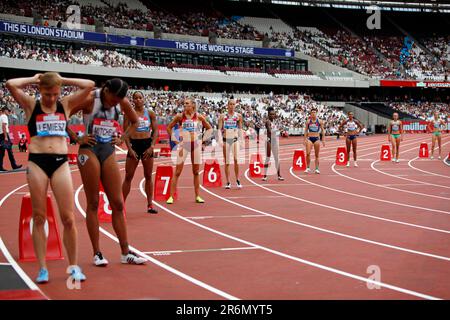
[138,176,442,300]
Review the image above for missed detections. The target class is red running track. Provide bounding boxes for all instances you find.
[0,134,449,299]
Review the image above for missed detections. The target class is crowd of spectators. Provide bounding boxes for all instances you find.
[0,0,261,40]
[0,0,448,80]
[389,102,449,120]
[0,80,347,135]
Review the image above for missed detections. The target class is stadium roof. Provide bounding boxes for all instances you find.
[231,0,450,12]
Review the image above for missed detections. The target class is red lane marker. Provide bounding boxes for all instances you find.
[335,147,348,166]
[19,194,64,262]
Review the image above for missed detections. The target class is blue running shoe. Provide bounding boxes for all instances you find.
[36,268,49,283]
[68,265,86,282]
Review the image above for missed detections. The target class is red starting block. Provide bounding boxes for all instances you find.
[292,149,306,171]
[419,143,429,158]
[249,153,264,178]
[203,160,222,187]
[335,147,348,166]
[68,154,77,165]
[98,182,126,223]
[380,145,392,161]
[154,165,177,201]
[160,146,171,157]
[18,193,63,262]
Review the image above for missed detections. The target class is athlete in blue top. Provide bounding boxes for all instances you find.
[304,108,325,174]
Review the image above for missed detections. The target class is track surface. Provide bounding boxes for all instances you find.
[0,133,449,300]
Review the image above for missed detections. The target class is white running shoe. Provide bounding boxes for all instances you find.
[396,159,400,163]
[315,169,320,174]
[438,156,442,160]
[305,168,311,173]
[431,156,434,160]
[236,180,243,189]
[392,158,396,162]
[354,161,358,167]
[346,162,350,167]
[262,176,268,181]
[67,265,87,282]
[225,182,231,189]
[121,251,146,265]
[93,252,108,267]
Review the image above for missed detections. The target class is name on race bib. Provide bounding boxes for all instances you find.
[136,117,150,132]
[182,120,196,132]
[36,113,67,137]
[92,118,119,143]
[224,119,238,129]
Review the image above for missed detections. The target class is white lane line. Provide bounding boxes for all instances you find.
[0,184,48,296]
[370,140,450,189]
[357,136,430,160]
[372,160,450,191]
[280,138,428,161]
[0,184,28,206]
[445,154,450,167]
[0,262,12,265]
[332,164,450,213]
[187,215,266,220]
[381,184,437,187]
[74,184,239,300]
[240,169,450,234]
[240,170,450,253]
[143,246,258,256]
[0,237,47,297]
[142,179,442,300]
[290,136,430,165]
[408,157,450,179]
[225,195,287,199]
[296,165,450,216]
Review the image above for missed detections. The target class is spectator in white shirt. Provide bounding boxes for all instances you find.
[0,106,22,171]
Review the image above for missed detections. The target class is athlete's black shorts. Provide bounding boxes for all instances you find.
[129,138,153,160]
[29,153,68,178]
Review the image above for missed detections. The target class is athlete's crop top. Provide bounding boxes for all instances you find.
[433,120,441,129]
[308,119,321,133]
[179,112,201,133]
[223,113,239,130]
[28,100,68,138]
[391,121,401,132]
[136,109,151,133]
[83,89,121,143]
[346,120,358,132]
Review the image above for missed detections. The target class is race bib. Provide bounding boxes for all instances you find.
[392,124,399,131]
[182,119,196,133]
[224,119,238,130]
[92,118,120,143]
[309,124,319,132]
[136,116,150,132]
[36,113,67,137]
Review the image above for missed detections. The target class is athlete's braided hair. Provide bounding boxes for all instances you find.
[104,78,128,99]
